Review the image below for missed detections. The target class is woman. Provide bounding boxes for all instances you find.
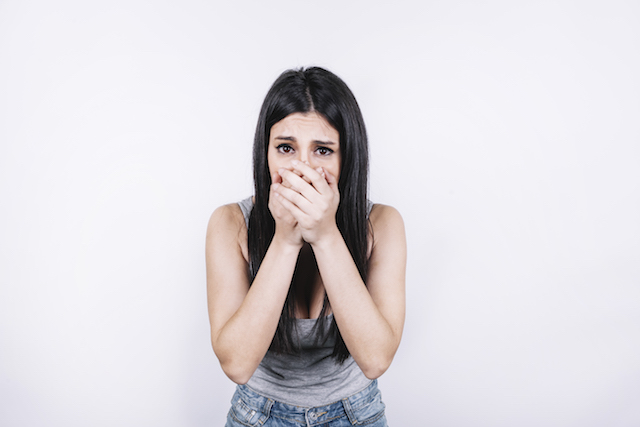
[206,67,406,426]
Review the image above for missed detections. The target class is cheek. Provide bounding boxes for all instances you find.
[324,162,340,182]
[330,156,341,180]
[267,150,278,175]
[267,153,290,177]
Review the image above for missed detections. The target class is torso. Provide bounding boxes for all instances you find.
[239,228,327,319]
[235,197,375,320]
[291,243,327,319]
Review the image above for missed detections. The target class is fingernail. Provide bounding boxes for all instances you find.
[272,183,280,190]
[291,159,299,165]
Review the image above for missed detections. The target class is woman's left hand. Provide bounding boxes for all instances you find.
[272,160,340,245]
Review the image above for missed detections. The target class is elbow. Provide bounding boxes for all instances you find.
[212,336,257,385]
[220,360,255,385]
[224,367,253,385]
[360,355,392,380]
[362,365,388,380]
[215,345,257,384]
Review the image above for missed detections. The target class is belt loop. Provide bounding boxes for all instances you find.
[262,398,274,417]
[341,397,357,425]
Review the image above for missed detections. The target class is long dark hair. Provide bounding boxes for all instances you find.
[248,67,369,362]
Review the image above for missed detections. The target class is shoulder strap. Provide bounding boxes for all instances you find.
[237,197,253,228]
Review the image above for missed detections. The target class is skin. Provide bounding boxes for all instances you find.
[206,112,406,384]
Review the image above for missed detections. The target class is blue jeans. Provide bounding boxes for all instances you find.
[225,380,387,427]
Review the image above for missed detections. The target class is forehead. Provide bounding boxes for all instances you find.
[270,112,339,143]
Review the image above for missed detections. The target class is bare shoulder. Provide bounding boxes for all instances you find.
[206,202,248,262]
[369,204,405,247]
[207,203,245,234]
[367,203,406,286]
[370,203,403,222]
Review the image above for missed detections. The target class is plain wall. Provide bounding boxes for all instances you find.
[1,1,639,426]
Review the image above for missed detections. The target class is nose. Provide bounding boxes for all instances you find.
[297,150,308,164]
[296,151,313,167]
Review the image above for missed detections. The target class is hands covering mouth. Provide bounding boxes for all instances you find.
[269,159,340,247]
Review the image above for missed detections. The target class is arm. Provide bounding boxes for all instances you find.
[206,177,304,384]
[274,161,406,379]
[312,205,406,379]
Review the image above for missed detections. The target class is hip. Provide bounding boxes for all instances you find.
[225,379,387,427]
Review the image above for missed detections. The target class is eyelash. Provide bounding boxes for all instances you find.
[276,144,293,154]
[276,144,334,156]
[316,147,334,156]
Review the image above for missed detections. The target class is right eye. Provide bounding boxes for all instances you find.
[276,144,293,154]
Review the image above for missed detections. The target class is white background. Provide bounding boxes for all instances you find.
[1,1,639,426]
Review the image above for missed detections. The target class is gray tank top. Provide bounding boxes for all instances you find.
[237,197,372,407]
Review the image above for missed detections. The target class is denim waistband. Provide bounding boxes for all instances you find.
[230,379,384,426]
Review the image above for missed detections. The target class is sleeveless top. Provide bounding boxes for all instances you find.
[237,197,373,407]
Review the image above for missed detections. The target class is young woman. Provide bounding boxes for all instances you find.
[206,67,406,426]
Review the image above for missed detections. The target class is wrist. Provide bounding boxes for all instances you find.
[272,230,304,253]
[308,226,343,252]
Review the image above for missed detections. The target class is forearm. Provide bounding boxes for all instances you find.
[311,229,401,379]
[213,236,300,383]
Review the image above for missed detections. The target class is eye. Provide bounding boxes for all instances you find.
[316,147,334,156]
[276,144,293,154]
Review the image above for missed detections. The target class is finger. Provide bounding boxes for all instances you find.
[317,167,326,181]
[281,178,292,189]
[287,165,312,185]
[273,188,306,221]
[274,179,313,212]
[272,192,295,215]
[276,168,308,188]
[269,186,298,223]
[322,168,339,192]
[291,160,330,195]
[279,168,316,200]
[298,162,313,184]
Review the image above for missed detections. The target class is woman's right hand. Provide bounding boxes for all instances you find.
[269,171,304,248]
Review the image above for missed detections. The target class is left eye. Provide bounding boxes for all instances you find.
[316,147,333,156]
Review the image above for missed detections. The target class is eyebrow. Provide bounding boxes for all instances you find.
[274,136,337,145]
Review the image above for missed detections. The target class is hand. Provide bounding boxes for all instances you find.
[269,171,304,248]
[272,160,340,245]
